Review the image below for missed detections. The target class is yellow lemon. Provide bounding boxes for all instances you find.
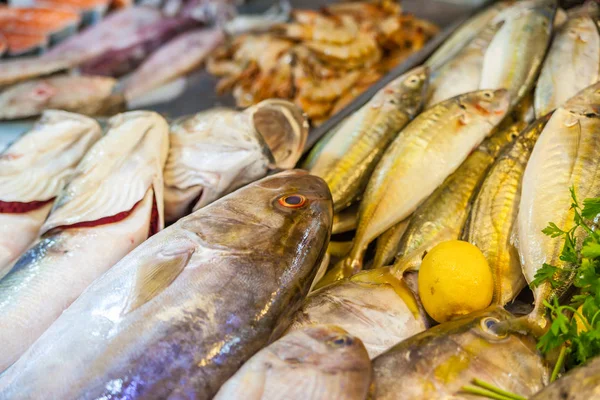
[418,240,493,323]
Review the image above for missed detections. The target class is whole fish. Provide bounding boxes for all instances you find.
[308,66,429,212]
[530,354,600,399]
[0,111,100,277]
[0,111,169,374]
[425,2,510,71]
[534,16,600,118]
[287,267,428,359]
[427,23,501,107]
[214,325,371,400]
[0,75,122,120]
[389,121,525,275]
[480,0,556,108]
[333,89,510,280]
[464,115,550,305]
[370,307,550,399]
[124,28,224,101]
[163,99,308,223]
[518,82,600,332]
[0,170,332,399]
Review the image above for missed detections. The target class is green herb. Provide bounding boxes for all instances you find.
[531,187,600,370]
[461,379,526,400]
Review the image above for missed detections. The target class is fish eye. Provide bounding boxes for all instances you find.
[278,194,307,208]
[406,75,420,87]
[329,335,354,347]
[480,317,507,338]
[482,91,494,100]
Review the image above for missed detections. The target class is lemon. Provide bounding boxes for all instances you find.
[418,240,493,323]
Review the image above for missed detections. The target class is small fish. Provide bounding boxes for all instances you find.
[0,75,122,120]
[480,0,556,108]
[287,267,427,359]
[530,354,600,399]
[0,111,169,374]
[518,82,600,332]
[308,66,429,212]
[0,170,332,399]
[163,99,308,223]
[464,116,550,305]
[534,16,600,118]
[214,325,371,400]
[332,89,510,281]
[0,111,101,277]
[370,307,550,399]
[389,121,525,275]
[124,28,224,101]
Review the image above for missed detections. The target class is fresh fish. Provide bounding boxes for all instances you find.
[480,0,556,108]
[0,111,101,277]
[425,2,509,71]
[0,75,122,120]
[389,121,525,275]
[0,170,332,399]
[530,354,600,399]
[370,307,550,399]
[0,7,80,42]
[163,99,308,223]
[214,325,371,400]
[331,204,358,235]
[287,267,427,359]
[464,116,550,305]
[518,82,600,332]
[1,31,48,56]
[372,219,409,270]
[534,16,600,118]
[333,89,510,280]
[0,7,162,86]
[0,111,169,374]
[308,66,429,212]
[124,28,224,101]
[427,22,501,107]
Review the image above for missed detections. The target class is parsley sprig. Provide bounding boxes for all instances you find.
[531,188,600,371]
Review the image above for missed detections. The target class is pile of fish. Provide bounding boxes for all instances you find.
[3,0,600,399]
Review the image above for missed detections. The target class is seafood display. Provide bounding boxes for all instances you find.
[207,1,438,123]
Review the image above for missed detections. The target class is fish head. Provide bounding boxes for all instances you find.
[276,325,370,372]
[564,81,600,116]
[384,65,429,118]
[464,89,511,122]
[246,99,309,169]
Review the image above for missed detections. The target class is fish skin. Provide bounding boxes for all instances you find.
[124,28,224,101]
[370,306,550,399]
[0,75,121,120]
[389,121,525,276]
[331,204,358,235]
[518,82,600,331]
[163,100,307,223]
[0,111,101,276]
[0,111,169,374]
[287,267,427,359]
[334,89,510,280]
[372,218,409,270]
[464,116,549,305]
[534,16,600,118]
[530,354,600,399]
[0,170,333,399]
[309,66,429,212]
[214,325,371,400]
[480,0,556,109]
[427,22,501,107]
[425,2,510,71]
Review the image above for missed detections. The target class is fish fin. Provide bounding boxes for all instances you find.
[123,246,194,315]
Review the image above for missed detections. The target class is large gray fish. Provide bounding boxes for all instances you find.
[0,170,332,399]
[163,99,308,223]
[287,267,428,359]
[0,111,169,374]
[534,16,600,118]
[370,307,550,399]
[480,0,556,108]
[0,111,101,277]
[530,355,600,399]
[214,325,371,400]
